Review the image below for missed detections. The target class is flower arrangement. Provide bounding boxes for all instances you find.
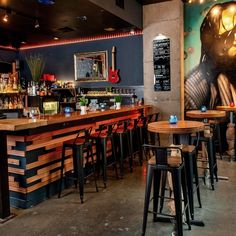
[79,96,88,106]
[25,54,45,82]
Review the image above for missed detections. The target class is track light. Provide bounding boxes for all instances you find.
[35,19,40,29]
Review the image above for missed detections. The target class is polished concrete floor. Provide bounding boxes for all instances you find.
[0,158,236,236]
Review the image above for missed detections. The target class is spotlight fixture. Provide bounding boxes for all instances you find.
[34,19,40,29]
[53,37,59,40]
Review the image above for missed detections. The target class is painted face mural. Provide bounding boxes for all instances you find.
[185,1,236,109]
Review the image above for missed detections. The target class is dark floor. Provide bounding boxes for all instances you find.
[0,158,236,236]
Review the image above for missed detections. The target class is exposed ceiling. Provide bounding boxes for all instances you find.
[0,0,165,49]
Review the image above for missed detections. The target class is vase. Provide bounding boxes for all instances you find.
[80,106,87,114]
[116,102,121,109]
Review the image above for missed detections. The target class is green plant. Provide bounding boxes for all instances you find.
[115,96,122,103]
[25,54,45,82]
[79,96,88,106]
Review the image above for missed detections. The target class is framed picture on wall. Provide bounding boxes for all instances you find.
[74,51,108,82]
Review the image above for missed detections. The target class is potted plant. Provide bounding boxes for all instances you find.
[115,96,122,109]
[79,96,88,113]
[25,54,45,83]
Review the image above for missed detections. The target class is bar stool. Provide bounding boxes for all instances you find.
[115,120,133,178]
[58,128,98,203]
[189,122,218,190]
[142,145,191,236]
[90,122,119,188]
[127,118,143,166]
[158,133,202,221]
[209,120,223,159]
[147,112,160,146]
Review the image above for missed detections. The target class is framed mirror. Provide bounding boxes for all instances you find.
[74,51,108,82]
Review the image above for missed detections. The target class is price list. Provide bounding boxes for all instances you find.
[153,38,170,91]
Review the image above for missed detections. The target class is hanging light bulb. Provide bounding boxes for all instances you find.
[3,12,8,22]
[34,19,40,29]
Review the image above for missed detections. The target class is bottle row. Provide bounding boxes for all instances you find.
[0,73,19,93]
[0,96,23,110]
[27,81,52,96]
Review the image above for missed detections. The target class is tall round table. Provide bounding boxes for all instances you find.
[148,120,205,135]
[186,110,226,121]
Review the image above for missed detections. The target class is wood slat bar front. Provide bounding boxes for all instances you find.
[0,105,151,219]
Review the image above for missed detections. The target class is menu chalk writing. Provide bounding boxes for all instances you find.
[153,38,170,91]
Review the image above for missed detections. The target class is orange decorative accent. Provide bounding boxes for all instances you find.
[20,30,143,50]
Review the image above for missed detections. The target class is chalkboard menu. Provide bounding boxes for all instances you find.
[153,38,170,91]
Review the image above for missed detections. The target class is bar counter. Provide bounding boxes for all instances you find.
[0,105,151,217]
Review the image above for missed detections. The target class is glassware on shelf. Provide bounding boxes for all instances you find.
[28,107,40,120]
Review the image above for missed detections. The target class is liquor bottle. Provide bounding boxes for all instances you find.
[12,77,18,91]
[27,82,32,96]
[32,81,36,96]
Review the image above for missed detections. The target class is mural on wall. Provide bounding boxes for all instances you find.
[184,0,236,109]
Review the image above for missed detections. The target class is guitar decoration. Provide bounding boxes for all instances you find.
[108,46,120,83]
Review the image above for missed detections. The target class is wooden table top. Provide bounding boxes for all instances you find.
[148,120,205,134]
[186,110,226,119]
[216,106,236,112]
[0,105,151,131]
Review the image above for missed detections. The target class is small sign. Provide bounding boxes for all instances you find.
[153,38,170,91]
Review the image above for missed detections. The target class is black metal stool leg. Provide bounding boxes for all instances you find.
[111,135,119,179]
[153,169,161,221]
[172,169,183,236]
[126,132,133,172]
[181,168,191,230]
[77,146,84,203]
[207,137,215,190]
[142,165,153,236]
[89,143,98,192]
[183,152,194,220]
[159,170,167,214]
[119,134,124,178]
[192,151,202,208]
[101,138,107,188]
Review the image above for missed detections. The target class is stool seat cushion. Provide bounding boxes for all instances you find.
[182,145,195,154]
[90,131,109,138]
[148,155,182,167]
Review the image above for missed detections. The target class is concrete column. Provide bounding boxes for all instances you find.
[143,0,184,120]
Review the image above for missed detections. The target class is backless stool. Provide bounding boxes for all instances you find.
[142,145,191,236]
[58,127,98,203]
[115,119,133,178]
[90,122,119,188]
[195,126,218,190]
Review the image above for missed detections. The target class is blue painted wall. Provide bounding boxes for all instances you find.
[0,49,18,63]
[19,35,143,88]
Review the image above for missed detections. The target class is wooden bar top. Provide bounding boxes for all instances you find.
[0,105,151,131]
